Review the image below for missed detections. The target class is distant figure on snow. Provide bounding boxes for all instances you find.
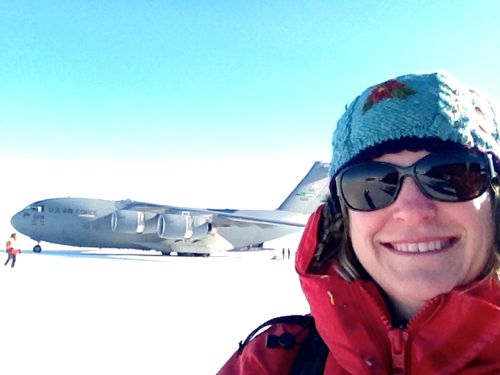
[5,233,21,268]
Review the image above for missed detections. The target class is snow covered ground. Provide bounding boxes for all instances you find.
[0,248,309,375]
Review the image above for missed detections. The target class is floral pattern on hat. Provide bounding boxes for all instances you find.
[362,79,416,113]
[329,72,500,178]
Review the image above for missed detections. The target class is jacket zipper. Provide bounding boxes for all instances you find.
[360,284,442,374]
[388,328,409,374]
[361,286,409,375]
[359,285,408,373]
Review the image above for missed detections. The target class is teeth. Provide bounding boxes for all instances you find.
[392,240,450,253]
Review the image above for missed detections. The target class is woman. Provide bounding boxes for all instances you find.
[218,72,500,374]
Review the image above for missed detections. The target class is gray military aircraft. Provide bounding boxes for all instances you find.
[11,161,330,256]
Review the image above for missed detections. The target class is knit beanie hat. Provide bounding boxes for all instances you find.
[329,72,500,178]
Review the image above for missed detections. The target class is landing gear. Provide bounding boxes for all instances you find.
[177,252,210,257]
[33,244,42,253]
[161,251,172,256]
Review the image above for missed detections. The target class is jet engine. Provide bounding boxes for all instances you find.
[111,210,157,234]
[157,213,210,240]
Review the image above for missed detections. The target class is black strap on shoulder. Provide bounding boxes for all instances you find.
[237,314,329,374]
[238,315,313,355]
[290,317,329,375]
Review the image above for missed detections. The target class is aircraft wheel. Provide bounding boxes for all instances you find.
[33,244,42,253]
[161,251,171,256]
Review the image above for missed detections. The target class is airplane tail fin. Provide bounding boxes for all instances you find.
[277,161,330,215]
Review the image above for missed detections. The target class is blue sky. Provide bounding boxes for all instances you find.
[2,1,499,162]
[1,1,500,244]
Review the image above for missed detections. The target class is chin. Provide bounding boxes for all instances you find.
[391,277,460,302]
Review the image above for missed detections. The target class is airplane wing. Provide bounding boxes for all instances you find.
[121,200,307,227]
[119,160,330,228]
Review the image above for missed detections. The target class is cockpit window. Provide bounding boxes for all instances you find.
[27,204,44,213]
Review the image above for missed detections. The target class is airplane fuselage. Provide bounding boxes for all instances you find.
[11,162,330,255]
[11,197,304,255]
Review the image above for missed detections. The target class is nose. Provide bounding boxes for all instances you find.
[10,212,22,232]
[391,177,437,222]
[10,211,32,236]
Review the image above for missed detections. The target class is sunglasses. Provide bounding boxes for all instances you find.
[335,150,496,212]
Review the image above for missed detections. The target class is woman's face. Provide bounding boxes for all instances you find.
[348,150,494,315]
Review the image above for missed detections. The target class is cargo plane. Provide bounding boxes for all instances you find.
[11,162,330,256]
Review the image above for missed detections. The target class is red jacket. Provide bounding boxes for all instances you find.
[218,205,500,374]
[6,239,20,255]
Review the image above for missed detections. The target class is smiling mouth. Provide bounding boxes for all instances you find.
[385,238,456,253]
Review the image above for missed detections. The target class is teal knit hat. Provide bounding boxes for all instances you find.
[330,72,500,178]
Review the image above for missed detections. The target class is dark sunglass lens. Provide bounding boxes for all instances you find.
[417,153,489,201]
[341,164,399,210]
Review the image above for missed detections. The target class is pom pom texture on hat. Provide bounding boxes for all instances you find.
[329,72,500,177]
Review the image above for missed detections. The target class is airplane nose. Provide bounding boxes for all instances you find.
[10,211,23,232]
[11,208,43,242]
[11,210,37,240]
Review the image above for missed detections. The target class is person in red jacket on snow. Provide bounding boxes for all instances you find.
[218,72,500,374]
[5,232,21,268]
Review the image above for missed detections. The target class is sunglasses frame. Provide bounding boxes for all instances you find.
[335,150,497,212]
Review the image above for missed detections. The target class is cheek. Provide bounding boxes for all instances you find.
[348,210,382,250]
